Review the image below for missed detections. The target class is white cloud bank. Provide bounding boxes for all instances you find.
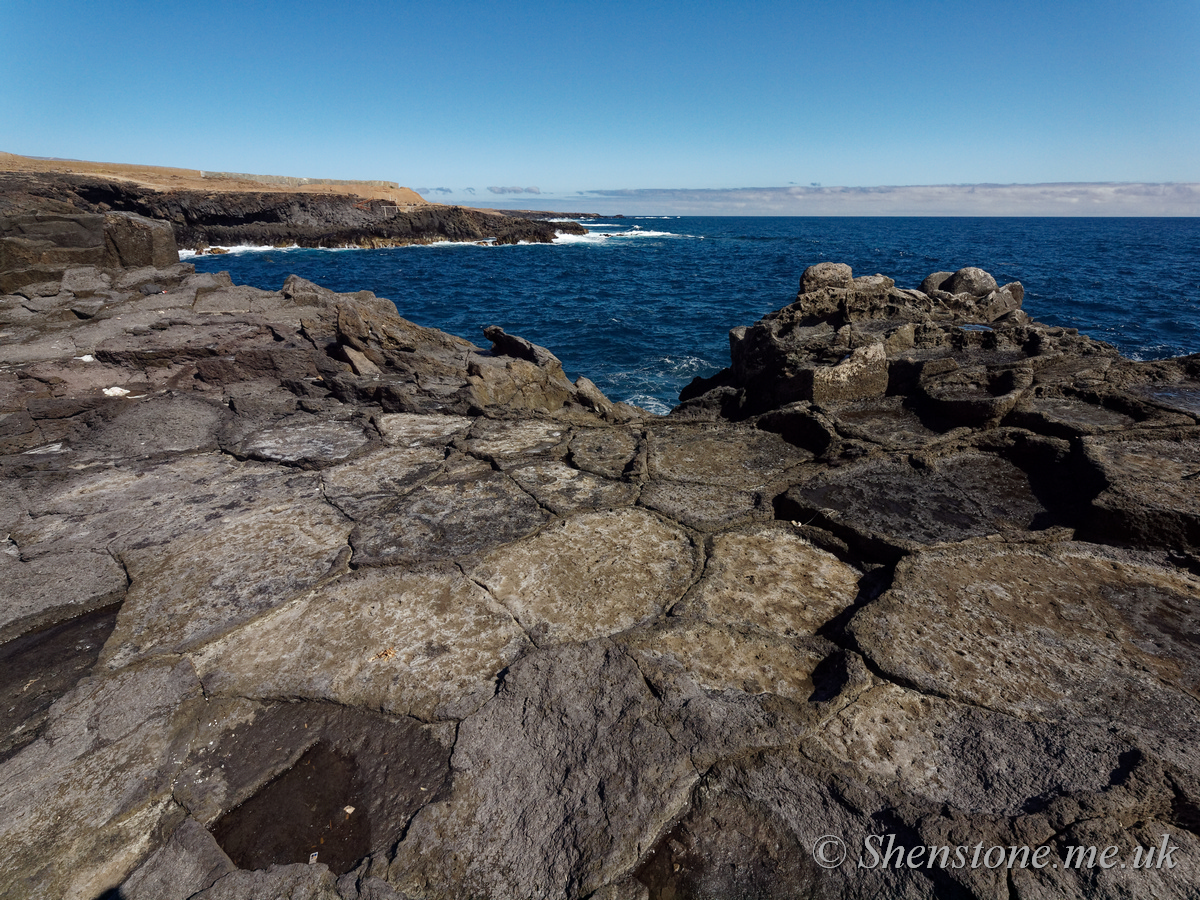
[574,183,1200,216]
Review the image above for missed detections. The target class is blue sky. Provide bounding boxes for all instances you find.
[3,0,1199,213]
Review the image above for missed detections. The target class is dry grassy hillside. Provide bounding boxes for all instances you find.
[0,151,428,206]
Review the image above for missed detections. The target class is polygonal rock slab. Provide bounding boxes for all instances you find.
[1080,431,1200,552]
[781,450,1053,559]
[100,501,352,669]
[633,754,927,900]
[237,415,373,468]
[0,603,120,760]
[569,427,642,479]
[0,549,126,642]
[821,396,944,450]
[621,620,829,703]
[193,564,532,721]
[815,681,1134,816]
[375,412,472,447]
[1135,383,1200,417]
[457,418,570,462]
[674,525,860,637]
[1008,395,1137,438]
[118,817,236,900]
[849,542,1200,766]
[350,459,546,565]
[389,641,698,900]
[0,660,202,900]
[321,445,447,520]
[507,460,638,516]
[6,453,326,559]
[647,424,812,489]
[191,285,281,314]
[465,508,697,646]
[72,395,230,457]
[638,478,765,532]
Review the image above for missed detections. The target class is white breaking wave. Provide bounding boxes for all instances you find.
[553,231,609,245]
[621,394,671,416]
[178,243,300,259]
[552,227,681,245]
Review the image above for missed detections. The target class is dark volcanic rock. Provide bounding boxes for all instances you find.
[0,171,584,250]
[4,207,1200,900]
[778,448,1059,561]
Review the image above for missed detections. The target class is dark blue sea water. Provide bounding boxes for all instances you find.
[188,217,1200,414]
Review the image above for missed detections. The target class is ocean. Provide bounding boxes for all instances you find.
[187,216,1200,415]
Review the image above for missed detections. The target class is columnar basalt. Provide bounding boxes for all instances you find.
[2,222,1199,900]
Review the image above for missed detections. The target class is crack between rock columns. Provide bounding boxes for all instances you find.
[662,534,714,619]
[455,561,542,653]
[106,547,133,591]
[497,467,562,521]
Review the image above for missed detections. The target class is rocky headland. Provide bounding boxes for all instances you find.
[0,153,585,251]
[2,203,1200,900]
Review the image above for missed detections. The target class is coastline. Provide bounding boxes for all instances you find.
[2,187,1200,898]
[0,152,590,250]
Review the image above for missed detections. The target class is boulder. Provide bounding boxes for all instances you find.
[920,271,954,294]
[943,266,999,296]
[800,261,854,293]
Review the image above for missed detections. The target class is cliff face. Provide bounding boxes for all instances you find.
[2,209,1200,900]
[0,170,584,249]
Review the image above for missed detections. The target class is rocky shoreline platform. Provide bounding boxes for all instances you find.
[2,207,1200,900]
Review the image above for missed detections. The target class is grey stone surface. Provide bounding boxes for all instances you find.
[100,500,352,669]
[389,641,699,900]
[944,265,999,296]
[119,817,237,900]
[2,223,1198,900]
[350,459,547,565]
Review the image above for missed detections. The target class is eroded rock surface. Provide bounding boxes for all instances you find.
[2,230,1199,900]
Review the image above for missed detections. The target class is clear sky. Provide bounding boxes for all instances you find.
[3,0,1199,213]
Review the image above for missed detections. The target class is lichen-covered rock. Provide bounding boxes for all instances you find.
[193,564,532,720]
[674,524,860,636]
[349,459,547,565]
[464,508,698,646]
[849,542,1200,769]
[811,341,888,403]
[800,261,854,293]
[100,500,352,669]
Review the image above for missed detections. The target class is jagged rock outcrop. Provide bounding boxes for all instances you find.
[3,229,1200,900]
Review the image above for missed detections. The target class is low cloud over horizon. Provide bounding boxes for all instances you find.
[571,182,1200,216]
[487,185,541,195]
